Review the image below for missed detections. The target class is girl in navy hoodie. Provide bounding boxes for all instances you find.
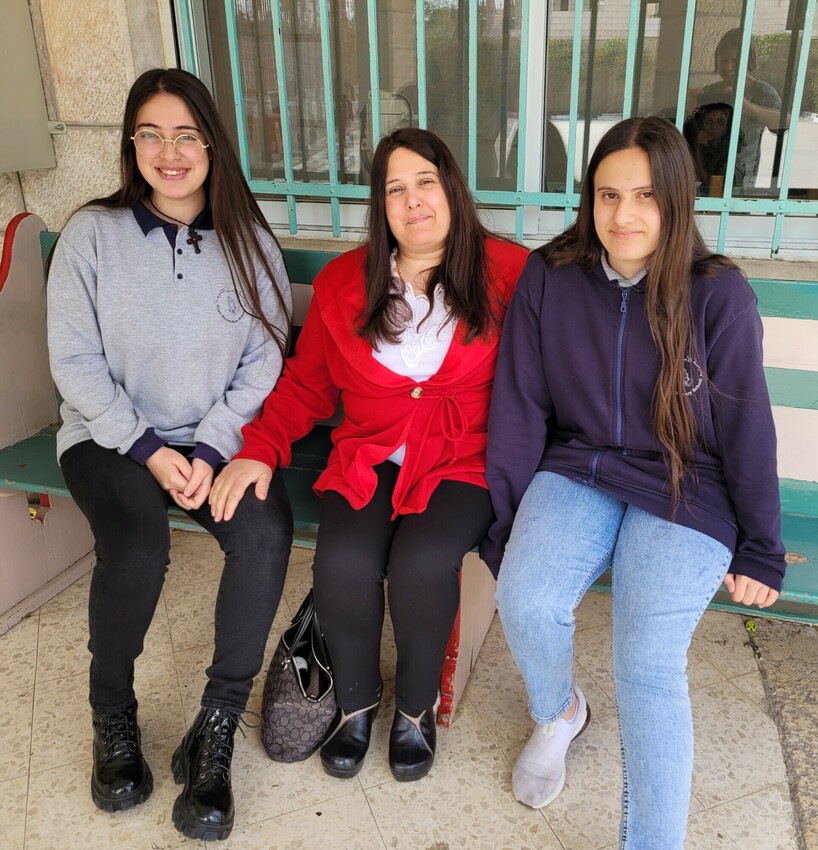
[484,116,784,849]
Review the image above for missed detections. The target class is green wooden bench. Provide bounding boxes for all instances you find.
[2,213,817,637]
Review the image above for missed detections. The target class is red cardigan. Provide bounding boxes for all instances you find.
[237,238,529,516]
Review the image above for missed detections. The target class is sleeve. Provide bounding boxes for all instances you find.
[753,79,782,110]
[481,255,553,573]
[192,238,293,459]
[47,231,154,454]
[707,295,787,590]
[235,282,340,470]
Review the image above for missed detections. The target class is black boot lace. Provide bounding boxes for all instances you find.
[196,709,245,782]
[99,710,139,760]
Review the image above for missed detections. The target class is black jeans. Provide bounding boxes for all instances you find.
[61,440,293,713]
[313,462,494,716]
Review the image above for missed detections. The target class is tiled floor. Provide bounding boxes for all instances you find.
[0,532,798,850]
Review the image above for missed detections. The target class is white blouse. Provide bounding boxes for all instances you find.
[371,254,455,465]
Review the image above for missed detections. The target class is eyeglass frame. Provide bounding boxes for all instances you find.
[130,130,210,161]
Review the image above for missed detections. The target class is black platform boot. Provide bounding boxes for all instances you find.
[91,703,153,811]
[388,707,436,781]
[171,707,240,841]
[319,702,380,778]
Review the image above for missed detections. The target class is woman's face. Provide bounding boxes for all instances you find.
[716,45,739,86]
[133,92,210,215]
[384,146,451,259]
[593,147,662,280]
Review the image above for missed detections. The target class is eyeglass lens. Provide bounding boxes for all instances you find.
[133,130,206,160]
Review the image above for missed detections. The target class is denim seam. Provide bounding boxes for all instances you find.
[613,576,630,850]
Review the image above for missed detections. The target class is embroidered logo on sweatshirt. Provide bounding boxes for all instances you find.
[216,288,243,323]
[684,356,704,395]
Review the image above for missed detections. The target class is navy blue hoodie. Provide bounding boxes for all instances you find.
[483,251,786,591]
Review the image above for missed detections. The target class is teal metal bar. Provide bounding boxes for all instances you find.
[269,0,298,233]
[248,180,370,199]
[416,0,428,128]
[771,0,817,255]
[716,0,756,253]
[514,0,531,242]
[318,0,341,237]
[242,177,818,217]
[674,0,697,130]
[223,0,252,180]
[175,1,198,76]
[367,0,381,142]
[696,197,818,214]
[468,1,478,188]
[621,0,641,118]
[715,210,730,254]
[564,0,585,228]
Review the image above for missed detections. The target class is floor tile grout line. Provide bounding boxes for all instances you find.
[357,775,390,850]
[702,780,797,849]
[23,609,43,850]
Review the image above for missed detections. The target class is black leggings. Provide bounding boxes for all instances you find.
[61,440,293,713]
[312,462,494,716]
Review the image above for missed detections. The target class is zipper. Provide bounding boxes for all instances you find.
[590,450,603,482]
[615,288,630,449]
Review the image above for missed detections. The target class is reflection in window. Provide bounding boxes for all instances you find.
[202,0,817,203]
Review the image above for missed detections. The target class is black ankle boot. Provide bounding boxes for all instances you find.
[91,703,153,811]
[320,702,379,778]
[389,708,436,782]
[171,707,240,841]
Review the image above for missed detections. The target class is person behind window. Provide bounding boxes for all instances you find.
[47,68,293,842]
[689,28,783,192]
[210,128,528,783]
[485,117,784,849]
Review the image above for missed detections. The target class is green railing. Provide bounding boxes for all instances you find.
[177,0,818,254]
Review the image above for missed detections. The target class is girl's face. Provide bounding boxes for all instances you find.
[384,146,451,260]
[593,147,661,280]
[133,92,210,216]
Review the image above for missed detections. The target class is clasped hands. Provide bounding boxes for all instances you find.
[145,446,214,511]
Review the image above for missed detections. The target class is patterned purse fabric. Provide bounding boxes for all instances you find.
[261,590,336,762]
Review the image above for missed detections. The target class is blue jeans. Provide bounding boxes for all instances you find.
[496,472,731,850]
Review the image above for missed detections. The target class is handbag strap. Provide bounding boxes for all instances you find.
[283,595,316,663]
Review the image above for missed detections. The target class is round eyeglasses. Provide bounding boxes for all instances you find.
[131,129,209,161]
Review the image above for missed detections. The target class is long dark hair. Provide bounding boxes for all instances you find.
[542,116,736,508]
[82,68,290,357]
[361,127,497,346]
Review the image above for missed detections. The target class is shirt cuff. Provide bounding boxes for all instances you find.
[127,428,166,465]
[190,443,224,470]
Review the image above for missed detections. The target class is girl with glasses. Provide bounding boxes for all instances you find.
[485,116,785,849]
[46,68,293,841]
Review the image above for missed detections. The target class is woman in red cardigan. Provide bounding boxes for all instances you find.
[210,128,528,782]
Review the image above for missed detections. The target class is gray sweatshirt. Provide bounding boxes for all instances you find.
[47,205,291,462]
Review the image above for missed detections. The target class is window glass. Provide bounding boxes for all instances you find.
[202,0,817,203]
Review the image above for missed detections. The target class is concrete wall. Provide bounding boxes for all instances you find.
[0,0,173,239]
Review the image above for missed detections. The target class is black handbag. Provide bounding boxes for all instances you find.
[261,590,336,762]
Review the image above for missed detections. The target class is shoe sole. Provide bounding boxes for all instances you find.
[91,764,153,812]
[390,759,434,782]
[172,795,233,841]
[320,757,365,779]
[516,703,592,811]
[170,744,234,841]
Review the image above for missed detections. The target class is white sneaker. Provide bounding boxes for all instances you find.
[512,684,591,809]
